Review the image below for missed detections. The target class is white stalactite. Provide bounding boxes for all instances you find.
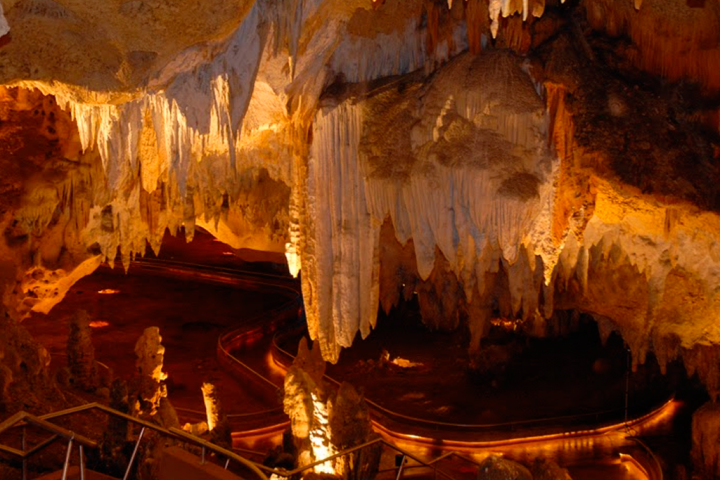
[304,102,380,362]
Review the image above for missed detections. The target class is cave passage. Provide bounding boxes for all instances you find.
[279,301,679,433]
[14,227,706,480]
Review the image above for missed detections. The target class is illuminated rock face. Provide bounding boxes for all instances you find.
[1,0,720,386]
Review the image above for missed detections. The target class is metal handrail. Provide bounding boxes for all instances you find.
[131,257,667,480]
[130,257,298,285]
[0,403,271,480]
[0,402,469,480]
[0,258,663,480]
[144,257,670,439]
[270,329,674,434]
[0,411,97,452]
[135,257,301,423]
[626,436,664,480]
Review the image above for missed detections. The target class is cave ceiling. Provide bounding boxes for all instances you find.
[1,0,720,387]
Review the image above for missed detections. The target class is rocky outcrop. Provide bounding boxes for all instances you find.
[201,381,232,449]
[692,401,720,479]
[284,339,379,478]
[284,338,333,473]
[477,455,532,480]
[132,326,168,416]
[66,309,99,391]
[0,308,62,413]
[531,458,573,480]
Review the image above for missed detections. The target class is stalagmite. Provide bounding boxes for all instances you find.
[133,327,168,416]
[66,309,99,391]
[201,382,222,432]
[489,0,502,38]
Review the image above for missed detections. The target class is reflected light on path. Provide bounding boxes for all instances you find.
[265,350,288,381]
[373,398,678,452]
[372,398,678,480]
[97,289,120,294]
[619,453,651,480]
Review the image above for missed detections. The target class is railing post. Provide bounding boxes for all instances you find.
[79,445,86,480]
[22,426,27,480]
[61,433,75,480]
[224,458,231,470]
[123,426,146,480]
[201,446,207,465]
[395,454,406,480]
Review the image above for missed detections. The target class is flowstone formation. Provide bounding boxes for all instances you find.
[0,0,719,396]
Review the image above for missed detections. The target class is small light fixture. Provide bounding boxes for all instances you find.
[97,289,120,294]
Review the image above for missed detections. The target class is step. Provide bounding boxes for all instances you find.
[159,446,246,480]
[33,466,119,480]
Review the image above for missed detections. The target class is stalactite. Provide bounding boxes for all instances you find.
[425,1,441,55]
[302,51,558,360]
[464,0,487,54]
[331,18,429,84]
[303,102,380,362]
[585,0,720,94]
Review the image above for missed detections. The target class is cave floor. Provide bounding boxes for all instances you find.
[22,228,674,439]
[23,230,290,426]
[279,310,675,431]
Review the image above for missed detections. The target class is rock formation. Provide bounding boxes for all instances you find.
[327,382,380,480]
[0,307,60,413]
[284,338,333,473]
[201,381,232,448]
[692,401,720,479]
[132,326,168,416]
[284,338,379,478]
[0,0,718,403]
[477,455,533,480]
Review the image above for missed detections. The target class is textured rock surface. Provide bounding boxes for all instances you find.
[0,0,719,388]
[283,338,332,472]
[692,401,720,479]
[284,339,379,478]
[477,455,533,480]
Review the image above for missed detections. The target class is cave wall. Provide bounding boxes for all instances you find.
[0,0,719,387]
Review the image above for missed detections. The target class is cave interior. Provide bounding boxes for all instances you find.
[1,0,720,478]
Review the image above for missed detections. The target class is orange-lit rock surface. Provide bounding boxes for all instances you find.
[0,0,719,393]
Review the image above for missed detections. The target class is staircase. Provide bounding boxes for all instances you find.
[0,404,260,480]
